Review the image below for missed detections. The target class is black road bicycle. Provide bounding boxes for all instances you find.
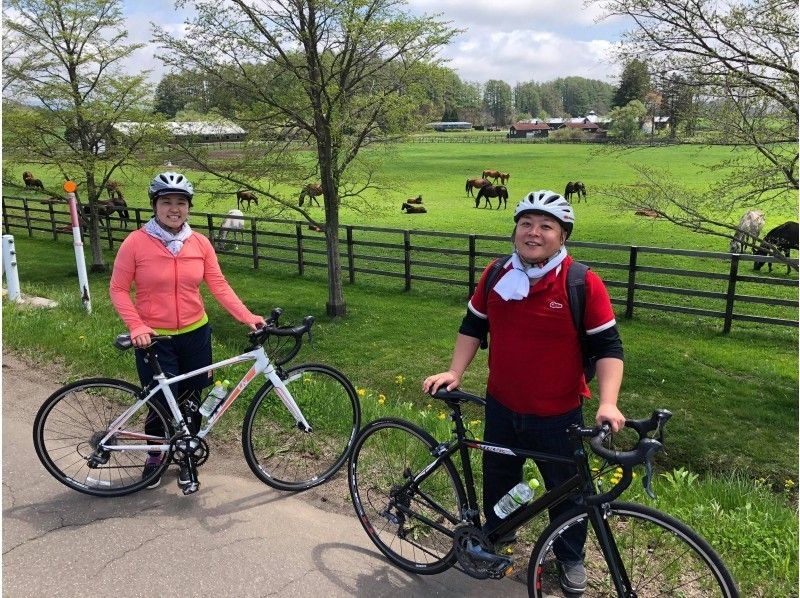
[348,388,738,597]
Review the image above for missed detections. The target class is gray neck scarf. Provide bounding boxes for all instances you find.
[144,217,193,255]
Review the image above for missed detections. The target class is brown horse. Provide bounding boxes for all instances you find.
[401,202,427,214]
[475,185,509,209]
[564,181,587,203]
[106,180,123,199]
[465,178,491,197]
[82,196,130,228]
[299,183,323,207]
[236,190,259,211]
[22,171,44,190]
[405,195,423,204]
[482,170,510,185]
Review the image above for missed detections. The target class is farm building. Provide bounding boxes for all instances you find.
[426,121,473,132]
[113,120,247,142]
[508,120,551,138]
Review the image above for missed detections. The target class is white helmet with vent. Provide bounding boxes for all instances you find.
[148,172,194,204]
[513,190,574,236]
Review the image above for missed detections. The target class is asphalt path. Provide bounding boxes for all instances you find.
[2,352,528,597]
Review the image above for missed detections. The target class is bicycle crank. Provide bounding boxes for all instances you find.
[453,524,513,580]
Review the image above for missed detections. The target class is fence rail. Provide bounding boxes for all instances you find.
[3,195,797,332]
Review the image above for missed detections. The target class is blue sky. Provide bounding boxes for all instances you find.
[121,0,628,87]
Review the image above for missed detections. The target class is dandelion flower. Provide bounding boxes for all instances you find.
[357,388,366,397]
[395,375,405,385]
[378,395,386,405]
[438,412,447,420]
[785,479,796,489]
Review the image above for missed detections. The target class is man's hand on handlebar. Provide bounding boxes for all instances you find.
[596,403,625,433]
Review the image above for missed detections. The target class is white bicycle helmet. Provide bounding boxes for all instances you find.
[148,172,194,204]
[514,190,575,236]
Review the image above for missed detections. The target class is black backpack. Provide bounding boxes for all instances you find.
[482,256,596,382]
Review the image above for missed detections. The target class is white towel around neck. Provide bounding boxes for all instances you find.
[493,247,568,301]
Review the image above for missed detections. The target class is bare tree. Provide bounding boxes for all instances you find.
[3,0,165,272]
[595,0,798,242]
[154,0,457,316]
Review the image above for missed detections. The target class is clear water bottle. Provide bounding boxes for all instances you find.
[199,380,230,417]
[493,478,540,519]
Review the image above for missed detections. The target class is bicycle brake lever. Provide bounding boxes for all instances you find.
[643,460,656,499]
[307,328,313,346]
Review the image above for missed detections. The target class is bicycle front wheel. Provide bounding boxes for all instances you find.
[528,501,739,597]
[348,418,467,574]
[33,378,174,497]
[242,363,360,491]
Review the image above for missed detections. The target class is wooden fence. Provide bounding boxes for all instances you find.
[3,195,797,332]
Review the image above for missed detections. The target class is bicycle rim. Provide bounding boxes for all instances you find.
[242,363,360,491]
[33,378,173,497]
[348,418,466,574]
[528,501,739,597]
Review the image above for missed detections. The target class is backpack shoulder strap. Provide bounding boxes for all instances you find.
[483,254,512,304]
[566,260,589,336]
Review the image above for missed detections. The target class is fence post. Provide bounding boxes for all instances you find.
[48,202,58,240]
[23,198,32,237]
[468,234,476,297]
[723,255,740,334]
[625,246,638,319]
[296,223,304,275]
[403,230,411,291]
[206,213,214,243]
[135,207,143,229]
[250,219,259,269]
[346,225,355,284]
[106,216,114,250]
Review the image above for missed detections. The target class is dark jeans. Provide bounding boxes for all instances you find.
[135,323,213,441]
[482,395,587,563]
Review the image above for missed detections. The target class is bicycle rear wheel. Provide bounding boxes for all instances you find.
[528,501,739,597]
[348,418,467,574]
[33,378,174,497]
[242,363,360,491]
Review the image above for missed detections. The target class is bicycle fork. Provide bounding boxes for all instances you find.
[588,504,634,597]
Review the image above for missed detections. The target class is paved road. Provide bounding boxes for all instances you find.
[2,352,527,597]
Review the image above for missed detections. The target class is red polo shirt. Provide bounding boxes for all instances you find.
[468,256,616,416]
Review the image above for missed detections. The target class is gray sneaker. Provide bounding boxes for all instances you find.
[558,560,587,594]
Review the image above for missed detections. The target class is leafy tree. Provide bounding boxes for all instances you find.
[482,79,513,125]
[3,0,164,272]
[154,0,456,317]
[608,100,646,141]
[153,75,188,117]
[659,73,696,138]
[514,82,541,119]
[613,58,651,108]
[596,0,798,241]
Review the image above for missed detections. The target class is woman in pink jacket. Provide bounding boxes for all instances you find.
[110,172,265,488]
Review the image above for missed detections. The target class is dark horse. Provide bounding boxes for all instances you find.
[236,190,259,211]
[564,181,587,203]
[753,221,798,274]
[401,202,427,213]
[22,171,44,190]
[299,183,323,207]
[475,184,509,209]
[82,196,130,229]
[465,178,491,197]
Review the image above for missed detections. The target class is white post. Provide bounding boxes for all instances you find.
[64,182,92,313]
[2,234,22,302]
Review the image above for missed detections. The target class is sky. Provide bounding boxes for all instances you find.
[121,0,629,87]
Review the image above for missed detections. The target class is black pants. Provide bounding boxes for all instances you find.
[135,323,212,440]
[482,395,587,563]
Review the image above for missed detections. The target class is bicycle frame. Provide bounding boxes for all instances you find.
[96,344,312,456]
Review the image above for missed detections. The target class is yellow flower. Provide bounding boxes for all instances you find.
[785,479,796,489]
[357,388,366,397]
[79,335,86,340]
[395,375,405,385]
[469,420,481,427]
[378,395,386,405]
[438,412,447,420]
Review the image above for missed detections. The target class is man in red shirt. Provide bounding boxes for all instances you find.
[423,190,624,594]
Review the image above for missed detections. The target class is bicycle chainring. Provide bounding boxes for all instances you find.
[453,524,512,580]
[171,436,210,467]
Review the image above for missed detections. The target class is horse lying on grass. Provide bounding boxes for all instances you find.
[401,202,427,214]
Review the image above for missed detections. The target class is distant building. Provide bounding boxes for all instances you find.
[641,116,671,134]
[426,121,473,132]
[113,120,247,142]
[508,120,551,138]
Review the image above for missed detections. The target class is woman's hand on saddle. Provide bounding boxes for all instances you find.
[422,370,461,395]
[131,332,152,349]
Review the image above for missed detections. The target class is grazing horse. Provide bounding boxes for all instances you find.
[236,190,259,211]
[475,184,509,209]
[216,209,245,250]
[106,181,123,199]
[482,170,510,185]
[405,195,423,204]
[564,181,587,203]
[81,196,130,229]
[22,171,44,190]
[401,202,427,214]
[753,221,798,274]
[299,183,323,207]
[465,178,491,197]
[729,209,765,254]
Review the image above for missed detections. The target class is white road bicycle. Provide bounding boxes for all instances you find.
[33,308,361,496]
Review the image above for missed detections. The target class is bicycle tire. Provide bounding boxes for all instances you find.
[528,501,739,597]
[33,377,174,497]
[242,363,360,491]
[348,418,467,574]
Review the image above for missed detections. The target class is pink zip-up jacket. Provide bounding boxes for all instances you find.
[110,228,258,338]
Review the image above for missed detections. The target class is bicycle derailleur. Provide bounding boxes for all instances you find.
[452,523,514,580]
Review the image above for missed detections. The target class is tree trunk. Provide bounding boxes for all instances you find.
[84,176,107,273]
[322,186,346,317]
